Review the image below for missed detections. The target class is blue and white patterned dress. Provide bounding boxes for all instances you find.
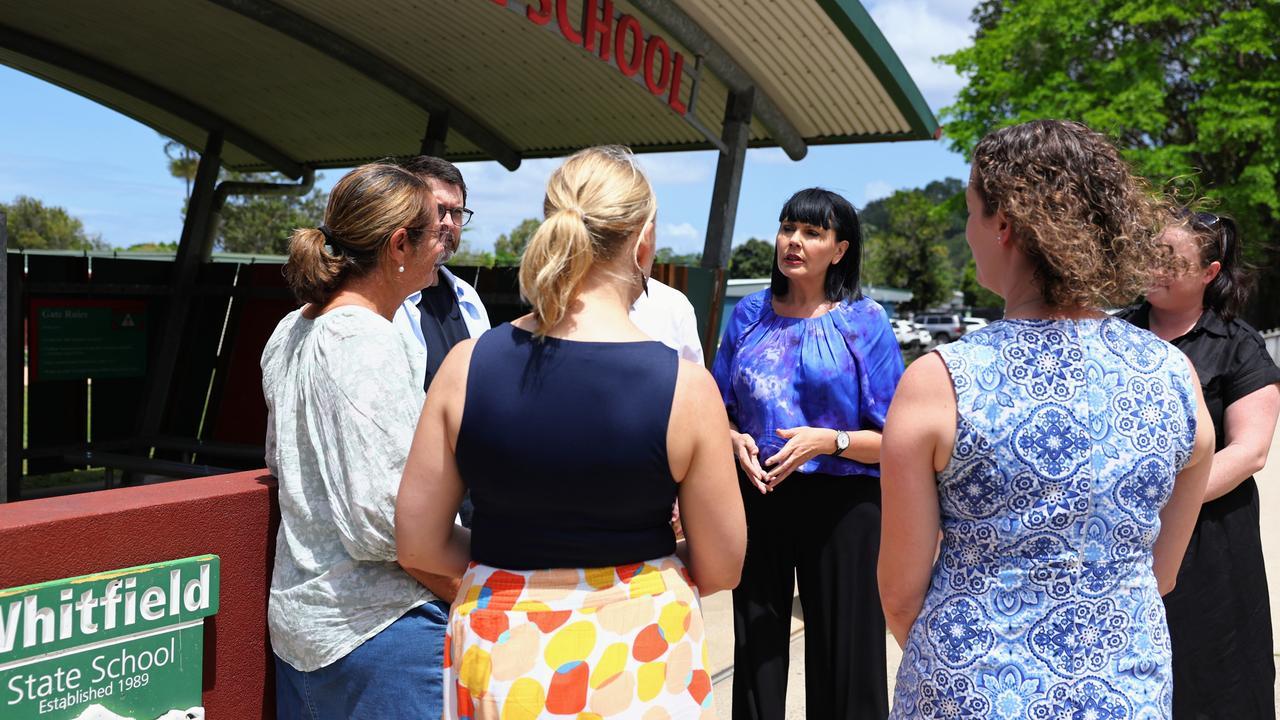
[890,318,1197,720]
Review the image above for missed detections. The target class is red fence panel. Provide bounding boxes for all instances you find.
[0,471,280,718]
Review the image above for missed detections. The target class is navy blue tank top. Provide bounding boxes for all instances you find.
[457,323,680,569]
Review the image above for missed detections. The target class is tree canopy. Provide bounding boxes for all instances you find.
[1,195,108,251]
[729,238,775,279]
[493,218,542,265]
[655,247,702,266]
[862,190,957,312]
[940,0,1280,325]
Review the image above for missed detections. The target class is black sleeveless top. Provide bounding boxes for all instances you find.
[457,323,680,569]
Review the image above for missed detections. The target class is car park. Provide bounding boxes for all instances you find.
[914,313,967,342]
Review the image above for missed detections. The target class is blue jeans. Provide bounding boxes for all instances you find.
[274,600,450,720]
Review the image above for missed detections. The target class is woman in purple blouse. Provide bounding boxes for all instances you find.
[713,188,904,719]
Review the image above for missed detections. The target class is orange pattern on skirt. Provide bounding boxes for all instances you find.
[445,557,717,720]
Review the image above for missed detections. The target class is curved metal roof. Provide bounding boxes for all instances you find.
[0,0,938,177]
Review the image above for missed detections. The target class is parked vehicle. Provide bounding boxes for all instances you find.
[914,313,967,342]
[963,317,989,332]
[891,319,932,349]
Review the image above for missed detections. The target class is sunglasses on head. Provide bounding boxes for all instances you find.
[1182,210,1236,262]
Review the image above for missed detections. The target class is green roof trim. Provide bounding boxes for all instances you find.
[815,0,940,141]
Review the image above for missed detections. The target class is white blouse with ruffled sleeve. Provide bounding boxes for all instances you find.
[261,305,430,671]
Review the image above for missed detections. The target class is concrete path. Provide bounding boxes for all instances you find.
[705,423,1280,718]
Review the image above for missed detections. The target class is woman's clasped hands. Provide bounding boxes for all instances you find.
[732,426,835,493]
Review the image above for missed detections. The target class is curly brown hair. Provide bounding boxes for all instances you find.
[972,120,1175,309]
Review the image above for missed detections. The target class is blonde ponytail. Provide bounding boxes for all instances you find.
[519,210,594,333]
[518,146,657,336]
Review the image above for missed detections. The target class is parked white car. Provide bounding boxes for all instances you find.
[892,319,933,349]
[915,313,967,342]
[963,317,989,332]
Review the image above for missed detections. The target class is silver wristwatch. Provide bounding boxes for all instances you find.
[834,430,850,457]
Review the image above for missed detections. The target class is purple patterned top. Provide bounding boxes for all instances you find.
[712,289,904,477]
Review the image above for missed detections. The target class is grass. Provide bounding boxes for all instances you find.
[23,467,107,492]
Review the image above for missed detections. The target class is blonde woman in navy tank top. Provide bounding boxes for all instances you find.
[396,145,747,720]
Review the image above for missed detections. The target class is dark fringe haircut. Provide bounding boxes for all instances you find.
[770,188,863,303]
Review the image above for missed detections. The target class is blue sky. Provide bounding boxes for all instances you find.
[0,1,975,255]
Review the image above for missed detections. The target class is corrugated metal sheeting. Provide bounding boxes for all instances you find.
[0,0,937,173]
[677,0,911,138]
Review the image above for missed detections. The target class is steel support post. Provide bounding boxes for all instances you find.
[701,89,754,270]
[136,131,224,461]
[420,110,450,158]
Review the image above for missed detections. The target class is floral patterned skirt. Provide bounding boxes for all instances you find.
[444,557,717,720]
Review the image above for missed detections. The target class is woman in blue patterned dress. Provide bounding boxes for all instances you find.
[713,188,904,719]
[878,120,1216,719]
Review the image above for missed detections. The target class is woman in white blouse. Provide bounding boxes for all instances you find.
[261,162,455,719]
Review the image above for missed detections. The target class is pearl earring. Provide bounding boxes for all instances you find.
[398,265,404,273]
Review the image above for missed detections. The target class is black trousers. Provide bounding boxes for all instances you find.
[731,471,888,720]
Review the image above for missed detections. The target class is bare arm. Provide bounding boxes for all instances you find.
[1202,383,1280,502]
[1152,360,1216,595]
[396,340,475,581]
[672,361,747,595]
[403,569,461,604]
[878,353,954,648]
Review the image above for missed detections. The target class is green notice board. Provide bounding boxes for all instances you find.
[0,556,219,720]
[30,299,147,381]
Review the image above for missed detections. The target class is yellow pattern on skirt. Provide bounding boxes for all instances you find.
[445,556,717,719]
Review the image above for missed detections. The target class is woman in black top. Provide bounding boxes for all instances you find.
[1121,211,1280,718]
[396,145,746,719]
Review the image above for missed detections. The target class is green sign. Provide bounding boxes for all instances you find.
[0,556,219,720]
[32,301,147,381]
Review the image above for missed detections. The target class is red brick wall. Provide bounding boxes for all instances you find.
[0,471,279,719]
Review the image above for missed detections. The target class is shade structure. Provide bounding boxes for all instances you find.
[0,0,938,176]
[0,0,942,503]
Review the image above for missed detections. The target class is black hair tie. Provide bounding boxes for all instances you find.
[318,224,345,255]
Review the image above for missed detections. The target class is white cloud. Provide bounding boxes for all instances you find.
[636,153,712,185]
[865,0,975,111]
[659,221,700,249]
[863,180,895,203]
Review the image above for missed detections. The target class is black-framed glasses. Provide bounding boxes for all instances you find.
[437,206,474,226]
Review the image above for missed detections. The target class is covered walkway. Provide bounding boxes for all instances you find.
[1,0,940,498]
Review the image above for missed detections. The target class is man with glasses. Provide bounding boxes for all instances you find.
[394,157,490,540]
[395,156,490,391]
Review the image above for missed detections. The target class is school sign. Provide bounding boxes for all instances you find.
[0,557,219,720]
